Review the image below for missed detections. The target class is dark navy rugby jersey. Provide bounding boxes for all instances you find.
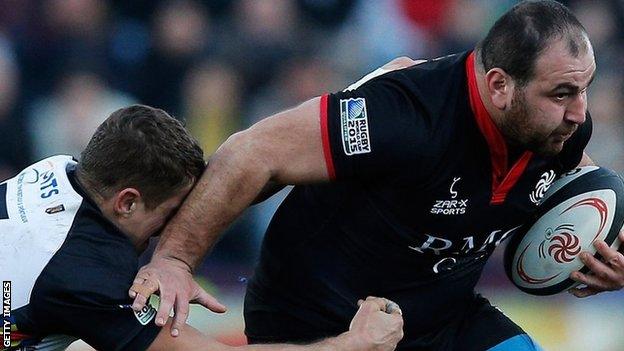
[0,156,160,351]
[245,52,592,346]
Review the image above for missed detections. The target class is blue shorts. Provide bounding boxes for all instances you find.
[488,334,543,351]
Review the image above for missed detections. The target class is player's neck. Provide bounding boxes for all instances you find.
[75,172,145,250]
[473,55,527,167]
[74,172,108,212]
[473,58,506,132]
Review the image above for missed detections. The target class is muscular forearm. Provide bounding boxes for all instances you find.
[154,131,272,269]
[238,333,363,351]
[151,316,388,351]
[153,98,328,270]
[151,322,356,351]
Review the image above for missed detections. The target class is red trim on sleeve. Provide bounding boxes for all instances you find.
[319,94,336,180]
[465,52,533,205]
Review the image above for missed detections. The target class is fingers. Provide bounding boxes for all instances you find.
[171,297,189,337]
[130,257,227,336]
[594,240,624,269]
[348,297,404,350]
[129,270,160,309]
[131,293,148,311]
[352,297,404,329]
[360,296,387,312]
[568,285,600,298]
[194,287,227,313]
[569,239,624,293]
[570,265,612,291]
[578,251,611,281]
[385,300,402,316]
[155,292,175,327]
[358,296,402,315]
[130,278,160,310]
[169,285,227,336]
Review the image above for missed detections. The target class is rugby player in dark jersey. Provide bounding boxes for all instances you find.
[130,1,624,350]
[0,105,403,351]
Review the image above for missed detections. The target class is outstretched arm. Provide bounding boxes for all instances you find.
[129,56,420,335]
[159,96,329,268]
[147,297,403,351]
[130,97,330,333]
[148,55,420,269]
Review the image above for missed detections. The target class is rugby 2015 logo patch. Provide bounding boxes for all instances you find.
[340,98,371,155]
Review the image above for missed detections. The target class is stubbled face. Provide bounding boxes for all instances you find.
[500,38,596,156]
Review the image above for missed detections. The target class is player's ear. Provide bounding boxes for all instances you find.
[485,68,514,110]
[113,188,141,217]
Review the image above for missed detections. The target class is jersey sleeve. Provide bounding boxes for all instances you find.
[320,74,435,181]
[555,111,593,171]
[29,259,161,351]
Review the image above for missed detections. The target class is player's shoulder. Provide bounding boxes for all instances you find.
[31,200,140,310]
[375,51,469,88]
[391,52,470,107]
[380,52,471,140]
[344,52,470,119]
[403,52,469,74]
[346,52,468,91]
[2,155,80,200]
[42,218,138,289]
[325,52,472,169]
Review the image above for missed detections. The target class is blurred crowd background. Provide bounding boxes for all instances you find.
[1,0,623,350]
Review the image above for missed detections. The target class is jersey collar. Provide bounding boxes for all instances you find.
[465,51,533,205]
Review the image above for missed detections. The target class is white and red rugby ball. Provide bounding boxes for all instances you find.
[504,166,624,295]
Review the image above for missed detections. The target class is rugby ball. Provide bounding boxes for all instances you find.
[504,166,624,295]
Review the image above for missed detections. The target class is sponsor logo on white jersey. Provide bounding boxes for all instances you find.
[1,155,83,310]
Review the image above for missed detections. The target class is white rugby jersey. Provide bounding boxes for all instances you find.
[1,156,159,351]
